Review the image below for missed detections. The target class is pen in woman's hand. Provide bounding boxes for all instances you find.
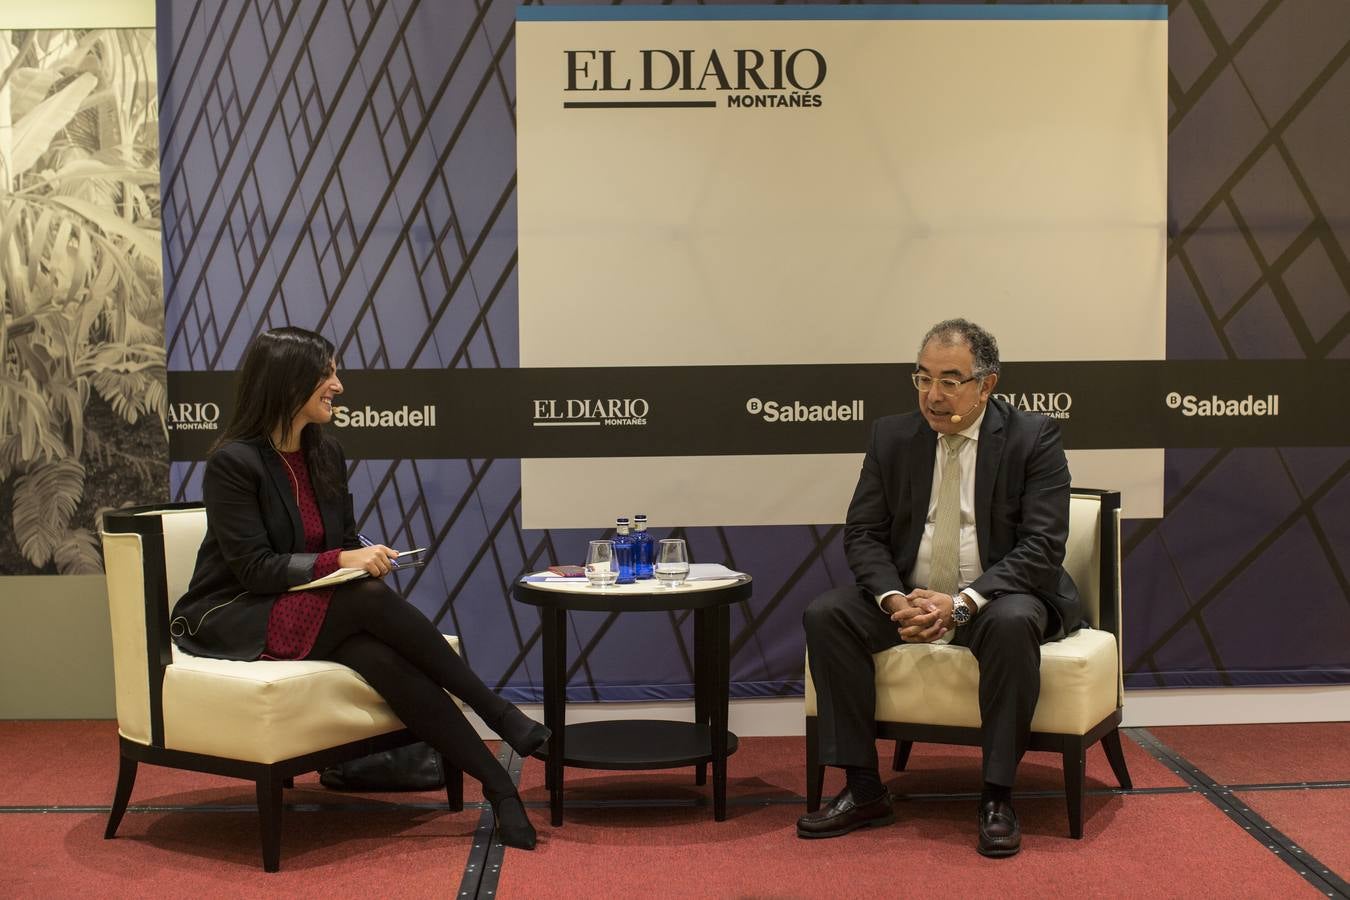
[363,533,404,568]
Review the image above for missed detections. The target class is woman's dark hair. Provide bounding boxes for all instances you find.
[214,327,343,497]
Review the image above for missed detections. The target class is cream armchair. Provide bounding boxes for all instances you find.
[805,488,1132,838]
[101,503,464,871]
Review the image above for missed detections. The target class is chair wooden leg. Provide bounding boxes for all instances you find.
[1062,739,1087,839]
[805,716,824,811]
[105,753,138,839]
[256,771,284,873]
[892,740,914,772]
[445,765,464,812]
[1101,728,1133,790]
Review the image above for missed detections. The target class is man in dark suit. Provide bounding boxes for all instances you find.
[797,318,1079,857]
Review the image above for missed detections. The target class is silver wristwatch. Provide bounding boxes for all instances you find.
[951,592,972,626]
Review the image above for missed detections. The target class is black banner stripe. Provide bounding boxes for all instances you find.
[166,360,1350,460]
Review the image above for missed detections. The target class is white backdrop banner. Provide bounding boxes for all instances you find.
[517,5,1167,528]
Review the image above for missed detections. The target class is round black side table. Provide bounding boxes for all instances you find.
[512,573,752,826]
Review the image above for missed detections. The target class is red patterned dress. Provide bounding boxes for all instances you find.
[261,449,343,660]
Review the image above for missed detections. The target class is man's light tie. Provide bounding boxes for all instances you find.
[928,434,967,597]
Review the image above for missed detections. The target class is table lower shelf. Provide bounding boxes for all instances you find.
[535,719,739,770]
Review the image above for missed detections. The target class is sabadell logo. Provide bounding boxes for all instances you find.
[1165,392,1279,417]
[745,398,863,423]
[332,404,437,428]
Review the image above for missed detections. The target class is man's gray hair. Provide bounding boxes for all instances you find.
[918,318,1001,378]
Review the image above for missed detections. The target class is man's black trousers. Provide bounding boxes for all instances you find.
[804,585,1061,787]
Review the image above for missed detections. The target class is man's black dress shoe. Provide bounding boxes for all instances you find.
[796,788,895,839]
[977,798,1021,858]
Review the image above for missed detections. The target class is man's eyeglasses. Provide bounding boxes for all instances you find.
[910,372,978,397]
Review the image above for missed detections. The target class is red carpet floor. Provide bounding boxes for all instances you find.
[1237,788,1350,878]
[3,806,477,898]
[1,721,1346,898]
[1148,722,1350,785]
[499,792,1310,899]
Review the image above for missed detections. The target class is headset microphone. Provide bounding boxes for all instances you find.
[950,398,981,425]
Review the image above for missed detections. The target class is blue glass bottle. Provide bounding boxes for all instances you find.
[632,514,654,580]
[613,517,636,584]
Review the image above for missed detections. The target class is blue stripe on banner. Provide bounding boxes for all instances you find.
[518,5,1167,23]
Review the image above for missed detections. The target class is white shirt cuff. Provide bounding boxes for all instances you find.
[961,587,988,612]
[877,590,903,609]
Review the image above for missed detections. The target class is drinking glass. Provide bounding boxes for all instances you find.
[654,539,690,589]
[585,540,618,589]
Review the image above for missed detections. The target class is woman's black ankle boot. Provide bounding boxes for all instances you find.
[496,707,551,758]
[491,795,537,850]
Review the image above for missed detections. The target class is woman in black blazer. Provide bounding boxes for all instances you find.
[172,327,546,849]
